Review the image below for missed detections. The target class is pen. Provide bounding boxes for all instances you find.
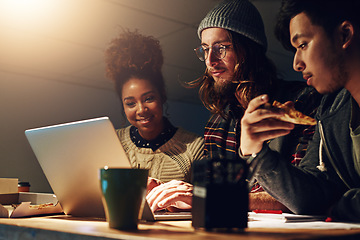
[325,217,333,222]
[253,209,283,214]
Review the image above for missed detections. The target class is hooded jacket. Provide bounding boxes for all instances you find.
[253,88,360,221]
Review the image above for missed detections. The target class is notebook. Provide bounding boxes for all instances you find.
[25,116,191,221]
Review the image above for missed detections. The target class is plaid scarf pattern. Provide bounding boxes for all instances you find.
[204,106,241,160]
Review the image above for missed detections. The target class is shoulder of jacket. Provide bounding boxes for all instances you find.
[318,88,351,117]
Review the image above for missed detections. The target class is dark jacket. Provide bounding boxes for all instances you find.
[254,88,360,221]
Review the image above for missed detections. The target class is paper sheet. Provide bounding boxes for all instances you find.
[248,212,360,229]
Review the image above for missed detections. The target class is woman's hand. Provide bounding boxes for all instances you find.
[146,180,193,212]
[240,94,295,156]
[147,177,163,194]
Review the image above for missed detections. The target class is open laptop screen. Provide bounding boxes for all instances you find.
[25,117,130,218]
[26,116,192,220]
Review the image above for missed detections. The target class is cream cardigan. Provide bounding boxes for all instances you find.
[116,126,204,182]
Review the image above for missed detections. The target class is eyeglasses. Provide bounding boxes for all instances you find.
[194,43,231,61]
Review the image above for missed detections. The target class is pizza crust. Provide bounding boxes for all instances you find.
[28,203,54,210]
[266,101,317,125]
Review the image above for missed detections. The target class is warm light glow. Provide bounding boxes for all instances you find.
[2,0,61,28]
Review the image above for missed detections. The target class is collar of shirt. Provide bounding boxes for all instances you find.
[130,118,177,151]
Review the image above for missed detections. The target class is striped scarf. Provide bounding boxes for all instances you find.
[204,105,242,160]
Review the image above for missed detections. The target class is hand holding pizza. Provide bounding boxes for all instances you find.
[240,94,296,156]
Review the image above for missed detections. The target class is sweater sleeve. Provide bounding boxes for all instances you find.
[175,128,204,182]
[176,128,204,163]
[188,135,205,163]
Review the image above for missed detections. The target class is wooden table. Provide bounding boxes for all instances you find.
[0,215,360,240]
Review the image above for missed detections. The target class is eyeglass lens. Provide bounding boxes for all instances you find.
[195,44,226,61]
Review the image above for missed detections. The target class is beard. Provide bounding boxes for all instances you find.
[213,78,237,101]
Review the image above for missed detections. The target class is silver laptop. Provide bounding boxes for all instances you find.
[142,200,191,221]
[25,116,191,221]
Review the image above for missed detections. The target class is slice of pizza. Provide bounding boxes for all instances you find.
[28,203,54,210]
[266,100,317,125]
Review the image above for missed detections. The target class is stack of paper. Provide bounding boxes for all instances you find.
[248,212,360,230]
[248,212,326,223]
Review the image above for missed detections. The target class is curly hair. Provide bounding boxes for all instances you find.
[104,29,167,104]
[187,30,278,119]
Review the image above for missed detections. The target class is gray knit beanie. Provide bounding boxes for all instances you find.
[198,0,267,51]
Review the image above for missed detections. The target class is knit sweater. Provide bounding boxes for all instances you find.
[116,126,204,183]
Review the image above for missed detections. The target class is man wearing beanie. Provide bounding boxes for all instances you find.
[189,0,321,209]
[147,0,321,212]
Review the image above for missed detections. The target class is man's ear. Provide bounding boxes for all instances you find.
[339,21,354,49]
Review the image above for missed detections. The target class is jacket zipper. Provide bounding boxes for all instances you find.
[318,120,351,189]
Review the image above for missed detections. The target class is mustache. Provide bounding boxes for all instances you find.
[207,67,225,72]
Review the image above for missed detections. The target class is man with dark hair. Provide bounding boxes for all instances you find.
[240,0,360,221]
[147,0,321,213]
